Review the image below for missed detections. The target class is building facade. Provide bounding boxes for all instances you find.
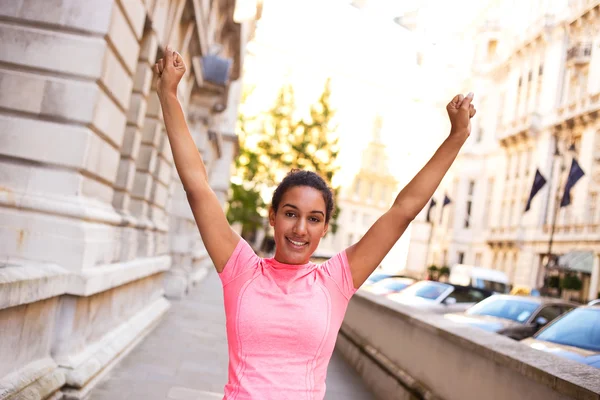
[316,116,409,272]
[0,0,259,398]
[407,0,600,302]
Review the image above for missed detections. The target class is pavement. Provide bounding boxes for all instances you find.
[90,269,374,400]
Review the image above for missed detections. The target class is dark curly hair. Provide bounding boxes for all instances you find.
[271,169,334,223]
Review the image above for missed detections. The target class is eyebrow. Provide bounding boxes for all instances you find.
[282,203,325,217]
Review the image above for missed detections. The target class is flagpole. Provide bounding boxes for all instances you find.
[542,139,574,293]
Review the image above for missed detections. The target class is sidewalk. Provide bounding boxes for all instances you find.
[90,270,374,400]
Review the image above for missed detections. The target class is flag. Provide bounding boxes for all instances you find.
[524,169,547,212]
[426,198,436,223]
[442,194,452,207]
[560,158,585,207]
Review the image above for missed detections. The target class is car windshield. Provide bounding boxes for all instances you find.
[375,278,414,292]
[536,308,600,352]
[466,297,539,322]
[399,281,451,300]
[474,278,508,293]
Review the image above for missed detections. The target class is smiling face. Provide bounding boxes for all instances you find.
[269,185,329,265]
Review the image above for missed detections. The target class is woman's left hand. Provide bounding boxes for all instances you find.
[446,92,476,141]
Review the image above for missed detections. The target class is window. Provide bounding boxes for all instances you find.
[589,193,598,224]
[536,306,563,323]
[475,252,482,266]
[458,252,465,264]
[515,151,522,178]
[465,180,475,228]
[484,178,494,228]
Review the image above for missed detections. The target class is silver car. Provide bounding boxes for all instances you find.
[386,281,492,314]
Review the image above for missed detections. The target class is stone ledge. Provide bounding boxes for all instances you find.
[0,358,65,400]
[0,264,70,310]
[0,256,171,309]
[68,255,171,296]
[58,297,170,391]
[354,290,600,399]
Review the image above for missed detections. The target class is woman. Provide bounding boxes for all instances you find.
[154,46,475,399]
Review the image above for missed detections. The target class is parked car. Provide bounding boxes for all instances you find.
[445,295,576,340]
[522,306,600,368]
[588,299,600,306]
[386,281,493,314]
[449,264,510,294]
[362,277,416,296]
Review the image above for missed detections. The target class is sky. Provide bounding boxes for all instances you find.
[240,0,490,189]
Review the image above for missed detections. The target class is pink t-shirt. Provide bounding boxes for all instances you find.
[218,238,357,400]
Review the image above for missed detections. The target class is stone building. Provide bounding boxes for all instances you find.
[0,0,259,398]
[406,0,600,302]
[316,116,406,271]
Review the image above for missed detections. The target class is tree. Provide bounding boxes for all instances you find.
[227,78,341,244]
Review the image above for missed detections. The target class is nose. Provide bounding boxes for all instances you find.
[292,218,307,236]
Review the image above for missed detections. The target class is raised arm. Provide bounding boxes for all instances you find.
[155,46,240,272]
[346,93,476,288]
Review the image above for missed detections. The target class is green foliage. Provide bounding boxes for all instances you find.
[227,78,341,240]
[547,275,561,289]
[560,274,582,291]
[439,266,451,277]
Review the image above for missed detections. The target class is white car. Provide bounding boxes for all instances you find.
[588,299,600,306]
[386,281,493,314]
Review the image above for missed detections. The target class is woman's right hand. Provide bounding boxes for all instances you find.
[154,45,186,98]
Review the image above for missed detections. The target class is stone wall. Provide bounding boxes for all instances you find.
[337,290,600,400]
[0,0,257,398]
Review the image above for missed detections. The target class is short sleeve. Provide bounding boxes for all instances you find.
[319,251,357,299]
[218,238,261,286]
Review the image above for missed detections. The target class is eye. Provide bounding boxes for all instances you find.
[309,217,321,223]
[285,212,296,218]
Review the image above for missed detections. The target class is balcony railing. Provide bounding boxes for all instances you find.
[566,42,592,65]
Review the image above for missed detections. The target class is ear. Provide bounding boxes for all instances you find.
[269,207,276,227]
[321,223,329,238]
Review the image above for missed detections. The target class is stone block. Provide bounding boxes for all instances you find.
[0,263,69,310]
[0,23,106,78]
[132,172,154,199]
[101,47,134,110]
[139,30,159,64]
[92,90,127,148]
[114,158,136,190]
[127,93,148,127]
[107,3,140,74]
[112,190,129,211]
[151,0,169,45]
[128,198,149,218]
[84,134,121,184]
[0,161,82,198]
[155,158,172,186]
[41,77,99,122]
[136,144,158,172]
[0,299,59,377]
[151,181,169,209]
[133,61,154,95]
[121,126,142,158]
[4,0,114,35]
[146,91,162,118]
[160,134,174,163]
[141,119,163,146]
[0,115,90,169]
[0,70,46,114]
[81,175,115,204]
[117,0,147,40]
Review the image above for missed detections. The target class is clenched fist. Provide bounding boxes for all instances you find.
[446,92,476,141]
[154,45,186,98]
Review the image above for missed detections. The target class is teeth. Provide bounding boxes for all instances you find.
[288,238,307,246]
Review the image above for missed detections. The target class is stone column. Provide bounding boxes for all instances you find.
[588,254,600,301]
[0,2,172,399]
